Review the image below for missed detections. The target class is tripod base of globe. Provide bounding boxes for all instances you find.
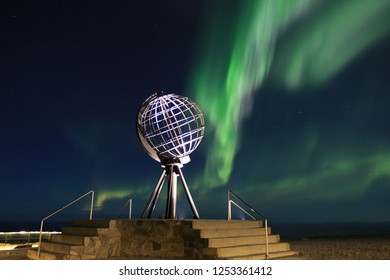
[141,162,200,219]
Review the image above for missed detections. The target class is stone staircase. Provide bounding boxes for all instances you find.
[27,219,297,260]
[192,220,296,260]
[27,220,119,260]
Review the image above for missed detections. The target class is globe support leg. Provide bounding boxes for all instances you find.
[166,165,177,219]
[141,169,166,219]
[177,167,200,219]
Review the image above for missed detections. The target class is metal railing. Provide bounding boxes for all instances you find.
[37,190,95,258]
[227,190,269,259]
[115,198,133,219]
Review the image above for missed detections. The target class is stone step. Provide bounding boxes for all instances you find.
[40,241,71,254]
[27,248,66,260]
[50,234,86,245]
[208,234,279,248]
[216,242,290,258]
[67,254,97,260]
[192,220,263,230]
[200,227,271,239]
[268,250,300,260]
[229,250,299,260]
[40,241,84,255]
[61,226,99,236]
[72,219,110,228]
[27,247,97,260]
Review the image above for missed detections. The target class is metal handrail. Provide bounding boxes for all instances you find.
[227,190,269,259]
[37,190,94,258]
[115,198,133,219]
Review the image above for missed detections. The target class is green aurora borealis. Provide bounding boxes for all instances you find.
[184,0,390,221]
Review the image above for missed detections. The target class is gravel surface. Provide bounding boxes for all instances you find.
[285,235,390,260]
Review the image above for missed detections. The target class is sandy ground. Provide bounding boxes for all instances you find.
[1,236,390,260]
[285,235,390,260]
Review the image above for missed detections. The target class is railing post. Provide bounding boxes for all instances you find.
[90,191,94,220]
[265,218,269,259]
[129,199,132,219]
[37,220,44,258]
[227,190,231,221]
[228,200,232,221]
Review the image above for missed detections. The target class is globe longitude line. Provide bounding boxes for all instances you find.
[171,97,188,155]
[181,98,203,152]
[161,96,185,157]
[157,98,170,154]
[144,101,158,139]
[175,97,195,153]
[146,101,159,151]
[142,98,171,156]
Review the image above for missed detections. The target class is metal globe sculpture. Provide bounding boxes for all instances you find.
[137,92,205,219]
[137,92,205,164]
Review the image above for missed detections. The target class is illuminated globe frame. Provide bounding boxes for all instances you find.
[137,92,205,219]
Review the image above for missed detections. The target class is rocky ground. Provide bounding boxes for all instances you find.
[285,235,390,260]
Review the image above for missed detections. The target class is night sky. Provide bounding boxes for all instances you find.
[1,0,390,225]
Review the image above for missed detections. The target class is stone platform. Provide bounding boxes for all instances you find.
[27,219,297,260]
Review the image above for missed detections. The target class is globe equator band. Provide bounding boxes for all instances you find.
[141,115,203,139]
[148,130,204,152]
